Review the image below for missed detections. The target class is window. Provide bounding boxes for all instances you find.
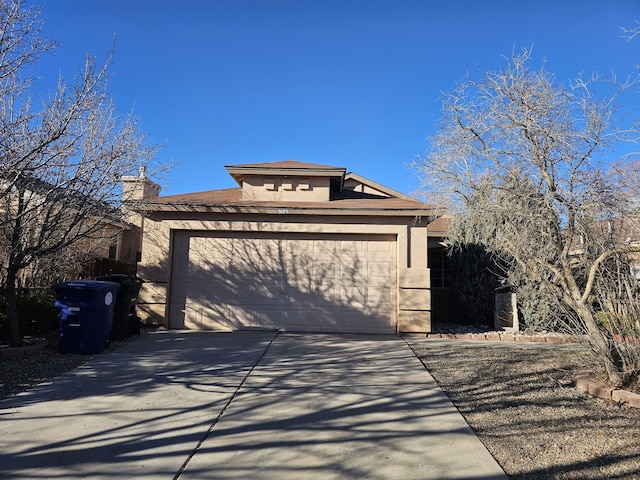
[282,178,294,191]
[264,178,276,191]
[298,178,311,190]
[429,247,449,288]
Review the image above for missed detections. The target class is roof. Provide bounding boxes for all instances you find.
[344,172,415,201]
[134,160,439,218]
[225,160,346,186]
[137,186,435,217]
[427,216,451,236]
[226,160,343,171]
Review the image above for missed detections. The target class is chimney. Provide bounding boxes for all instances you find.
[122,166,160,203]
[119,167,160,263]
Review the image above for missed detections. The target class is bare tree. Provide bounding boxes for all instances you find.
[0,0,159,346]
[416,48,640,387]
[621,20,640,41]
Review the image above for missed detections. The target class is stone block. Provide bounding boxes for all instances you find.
[587,381,614,401]
[399,268,430,289]
[545,335,563,344]
[612,389,640,408]
[494,292,519,330]
[516,335,533,342]
[573,374,591,392]
[398,310,431,334]
[398,288,430,311]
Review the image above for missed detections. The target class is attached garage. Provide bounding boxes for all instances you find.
[169,231,397,333]
[125,161,438,335]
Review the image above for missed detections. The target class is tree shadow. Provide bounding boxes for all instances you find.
[409,341,640,479]
[0,332,505,479]
[165,227,397,334]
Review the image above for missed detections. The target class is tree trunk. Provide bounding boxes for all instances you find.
[5,266,21,347]
[575,302,623,386]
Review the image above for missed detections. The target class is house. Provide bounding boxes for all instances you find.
[0,171,140,287]
[124,160,441,335]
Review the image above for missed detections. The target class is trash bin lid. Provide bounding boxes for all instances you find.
[51,280,120,307]
[52,280,120,290]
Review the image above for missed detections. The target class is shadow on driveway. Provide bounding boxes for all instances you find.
[0,331,506,480]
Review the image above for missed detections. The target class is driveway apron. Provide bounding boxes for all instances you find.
[0,331,507,479]
[0,331,274,479]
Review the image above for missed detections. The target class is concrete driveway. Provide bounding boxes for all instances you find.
[0,331,507,479]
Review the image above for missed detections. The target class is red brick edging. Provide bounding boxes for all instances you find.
[423,332,578,344]
[573,374,640,409]
[413,331,640,408]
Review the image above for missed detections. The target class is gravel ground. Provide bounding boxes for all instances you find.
[410,339,640,480]
[2,327,640,478]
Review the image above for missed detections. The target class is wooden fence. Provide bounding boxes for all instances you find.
[82,258,137,278]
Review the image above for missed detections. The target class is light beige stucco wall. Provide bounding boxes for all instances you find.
[136,212,432,333]
[242,176,331,202]
[397,225,431,333]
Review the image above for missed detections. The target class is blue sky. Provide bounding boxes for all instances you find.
[31,0,640,197]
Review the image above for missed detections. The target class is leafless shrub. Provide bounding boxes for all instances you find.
[0,1,162,345]
[415,48,640,387]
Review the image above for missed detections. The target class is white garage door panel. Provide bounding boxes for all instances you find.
[169,232,397,333]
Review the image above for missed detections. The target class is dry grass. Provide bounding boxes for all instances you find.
[410,340,640,479]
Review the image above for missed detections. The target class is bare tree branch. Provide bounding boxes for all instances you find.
[0,0,162,346]
[621,20,640,41]
[416,48,640,386]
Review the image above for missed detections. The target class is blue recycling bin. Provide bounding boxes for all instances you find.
[51,280,121,354]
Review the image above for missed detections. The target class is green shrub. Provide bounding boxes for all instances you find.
[448,244,502,326]
[0,289,59,341]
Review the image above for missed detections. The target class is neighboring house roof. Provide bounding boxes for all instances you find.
[4,171,132,230]
[136,160,438,218]
[427,216,452,237]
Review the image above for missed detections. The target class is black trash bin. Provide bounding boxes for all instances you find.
[51,280,120,354]
[96,274,142,340]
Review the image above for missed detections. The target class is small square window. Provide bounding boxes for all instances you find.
[298,178,311,190]
[282,178,294,191]
[264,178,276,191]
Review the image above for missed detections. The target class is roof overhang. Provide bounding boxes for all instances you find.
[134,202,434,218]
[225,163,346,187]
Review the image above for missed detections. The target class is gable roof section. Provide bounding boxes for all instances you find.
[344,172,416,201]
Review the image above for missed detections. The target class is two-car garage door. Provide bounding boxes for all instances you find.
[169,231,397,334]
